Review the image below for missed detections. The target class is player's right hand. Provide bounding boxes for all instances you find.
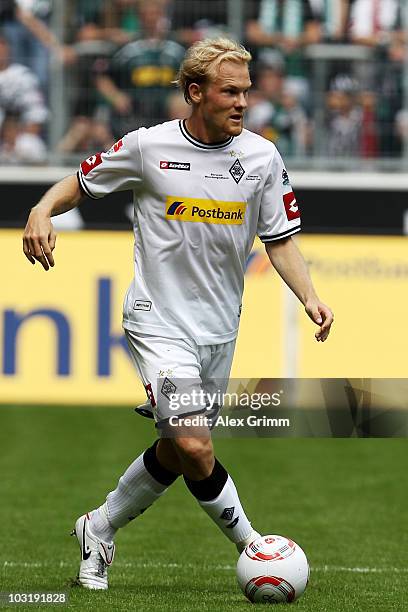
[23,208,56,271]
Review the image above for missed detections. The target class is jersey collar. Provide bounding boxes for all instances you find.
[179,120,234,150]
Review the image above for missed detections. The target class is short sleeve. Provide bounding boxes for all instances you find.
[77,130,144,199]
[257,149,301,243]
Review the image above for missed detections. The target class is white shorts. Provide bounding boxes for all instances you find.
[125,330,236,428]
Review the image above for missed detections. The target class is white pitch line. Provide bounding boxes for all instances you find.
[2,561,408,574]
[313,566,408,574]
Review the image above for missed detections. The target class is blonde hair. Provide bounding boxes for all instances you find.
[175,38,252,104]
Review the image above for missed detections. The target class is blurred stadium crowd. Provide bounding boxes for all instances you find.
[0,0,407,165]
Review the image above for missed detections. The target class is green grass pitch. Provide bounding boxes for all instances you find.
[0,405,407,611]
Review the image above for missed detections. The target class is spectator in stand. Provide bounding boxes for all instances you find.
[349,0,402,48]
[246,0,321,106]
[0,1,20,44]
[170,0,229,46]
[0,35,48,163]
[309,0,350,42]
[73,0,141,46]
[349,0,404,157]
[394,106,408,156]
[72,0,106,43]
[13,0,52,90]
[166,90,189,120]
[246,63,309,157]
[58,0,138,154]
[57,42,115,154]
[0,0,69,93]
[102,0,141,45]
[376,34,404,157]
[57,2,116,154]
[96,0,185,137]
[348,0,402,90]
[325,73,362,158]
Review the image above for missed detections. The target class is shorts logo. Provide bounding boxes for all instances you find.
[81,153,103,176]
[167,201,187,216]
[133,300,152,311]
[160,161,191,171]
[229,159,245,184]
[165,196,246,225]
[283,191,300,221]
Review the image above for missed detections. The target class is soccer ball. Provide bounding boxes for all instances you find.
[236,535,309,604]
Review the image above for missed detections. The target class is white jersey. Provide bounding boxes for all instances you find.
[78,119,301,344]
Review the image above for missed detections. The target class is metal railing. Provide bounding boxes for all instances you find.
[2,0,408,169]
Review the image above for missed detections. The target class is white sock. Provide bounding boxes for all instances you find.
[89,503,116,543]
[198,475,255,548]
[91,453,169,536]
[236,528,261,553]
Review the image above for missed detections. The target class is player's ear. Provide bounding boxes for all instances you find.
[188,82,203,104]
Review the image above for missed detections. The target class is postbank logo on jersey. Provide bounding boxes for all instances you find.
[165,196,246,225]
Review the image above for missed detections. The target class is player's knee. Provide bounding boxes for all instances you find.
[172,436,214,474]
[173,436,212,460]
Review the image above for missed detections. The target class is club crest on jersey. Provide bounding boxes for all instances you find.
[165,196,246,225]
[160,161,191,171]
[283,191,300,221]
[229,159,245,184]
[161,377,177,400]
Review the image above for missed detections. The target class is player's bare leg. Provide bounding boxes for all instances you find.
[156,438,182,474]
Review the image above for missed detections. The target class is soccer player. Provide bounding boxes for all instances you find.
[22,38,333,590]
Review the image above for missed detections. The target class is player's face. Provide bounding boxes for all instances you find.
[200,61,251,140]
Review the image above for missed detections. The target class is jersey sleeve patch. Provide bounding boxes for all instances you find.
[283,191,300,221]
[80,153,103,176]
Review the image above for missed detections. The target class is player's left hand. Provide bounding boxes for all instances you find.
[304,300,334,342]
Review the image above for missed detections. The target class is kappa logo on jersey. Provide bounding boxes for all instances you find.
[80,153,103,176]
[165,196,246,225]
[160,161,191,171]
[282,168,290,185]
[283,191,300,221]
